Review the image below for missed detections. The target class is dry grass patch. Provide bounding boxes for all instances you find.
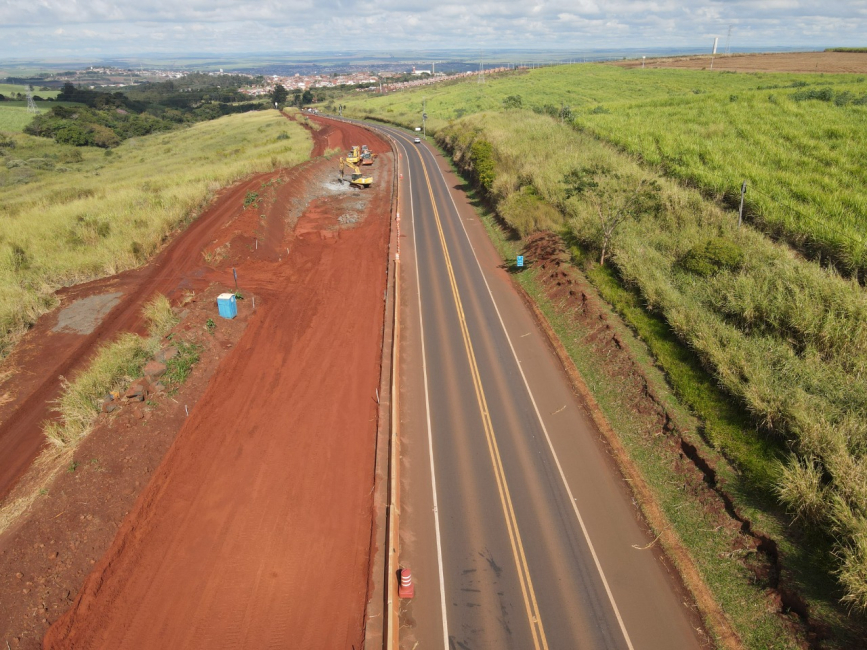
[0,110,310,359]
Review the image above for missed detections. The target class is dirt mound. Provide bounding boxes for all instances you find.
[40,141,393,648]
[613,51,867,74]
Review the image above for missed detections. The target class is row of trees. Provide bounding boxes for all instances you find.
[25,81,266,148]
[271,84,314,108]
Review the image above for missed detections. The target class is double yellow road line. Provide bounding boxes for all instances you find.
[416,148,549,650]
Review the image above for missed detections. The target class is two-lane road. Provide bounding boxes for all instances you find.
[367,122,706,650]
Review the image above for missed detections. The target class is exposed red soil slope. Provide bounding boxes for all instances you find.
[613,51,867,73]
[0,285,253,648]
[41,126,392,648]
[0,115,380,503]
[0,172,279,501]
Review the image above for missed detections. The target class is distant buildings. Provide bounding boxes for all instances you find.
[240,72,379,97]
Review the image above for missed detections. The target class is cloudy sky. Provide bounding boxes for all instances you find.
[1,0,865,58]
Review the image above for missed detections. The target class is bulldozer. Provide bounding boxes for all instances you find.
[359,145,377,166]
[339,157,373,188]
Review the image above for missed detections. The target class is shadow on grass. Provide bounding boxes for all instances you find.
[501,260,529,274]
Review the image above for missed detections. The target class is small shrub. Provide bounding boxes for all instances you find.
[469,139,496,193]
[26,158,54,171]
[243,191,259,208]
[792,87,835,102]
[502,95,523,109]
[50,187,95,205]
[680,238,745,277]
[839,537,867,612]
[834,91,854,106]
[54,124,93,147]
[775,455,828,523]
[562,165,607,198]
[163,341,201,385]
[9,243,29,271]
[58,149,83,163]
[500,186,563,236]
[66,215,112,247]
[142,294,179,338]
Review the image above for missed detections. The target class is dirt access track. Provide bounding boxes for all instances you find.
[613,50,867,73]
[0,115,393,648]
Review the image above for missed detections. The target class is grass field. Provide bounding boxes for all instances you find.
[0,101,77,133]
[0,109,310,358]
[430,108,867,626]
[0,83,60,99]
[340,64,867,276]
[0,105,38,133]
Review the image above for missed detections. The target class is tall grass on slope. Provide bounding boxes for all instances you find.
[582,90,867,278]
[0,110,310,359]
[44,294,179,449]
[438,109,867,611]
[341,64,867,277]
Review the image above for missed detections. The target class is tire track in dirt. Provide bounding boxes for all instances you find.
[42,124,393,648]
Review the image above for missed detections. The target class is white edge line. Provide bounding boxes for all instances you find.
[423,142,636,650]
[387,128,451,650]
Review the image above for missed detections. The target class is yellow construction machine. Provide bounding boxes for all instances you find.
[339,157,372,188]
[345,146,362,164]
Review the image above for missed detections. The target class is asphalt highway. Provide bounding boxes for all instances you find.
[367,122,706,650]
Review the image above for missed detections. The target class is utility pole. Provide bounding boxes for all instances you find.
[738,181,747,227]
[422,97,427,139]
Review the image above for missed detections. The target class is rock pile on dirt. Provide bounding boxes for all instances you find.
[99,348,176,413]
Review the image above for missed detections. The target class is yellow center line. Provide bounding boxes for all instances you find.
[415,144,549,650]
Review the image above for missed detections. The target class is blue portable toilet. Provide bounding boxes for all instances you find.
[217,293,237,319]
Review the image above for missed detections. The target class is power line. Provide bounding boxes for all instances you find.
[26,88,39,114]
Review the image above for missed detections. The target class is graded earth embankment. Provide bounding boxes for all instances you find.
[0,171,280,501]
[40,119,393,648]
[614,50,867,73]
[0,115,377,504]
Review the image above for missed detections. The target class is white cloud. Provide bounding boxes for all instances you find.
[0,0,866,57]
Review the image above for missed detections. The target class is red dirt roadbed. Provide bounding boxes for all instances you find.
[42,124,392,648]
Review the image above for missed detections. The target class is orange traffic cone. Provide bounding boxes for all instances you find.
[398,567,415,599]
